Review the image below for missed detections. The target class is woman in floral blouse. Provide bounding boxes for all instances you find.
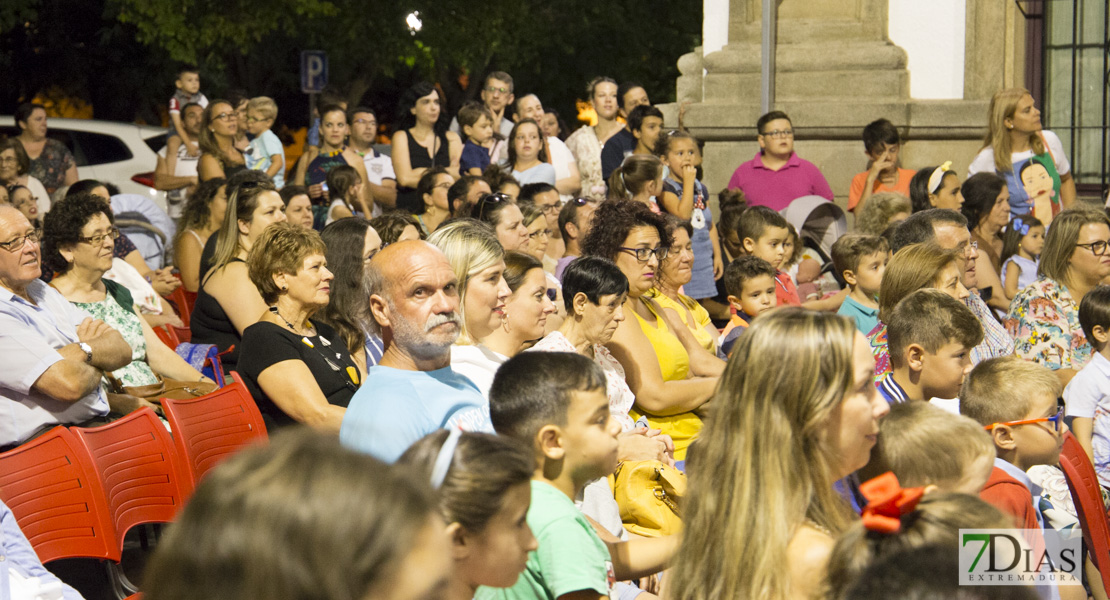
[15,103,78,196]
[1006,207,1110,385]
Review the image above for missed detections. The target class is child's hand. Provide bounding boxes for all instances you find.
[186,141,199,157]
[681,165,697,184]
[713,254,724,280]
[868,154,895,179]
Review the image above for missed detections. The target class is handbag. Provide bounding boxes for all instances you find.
[108,372,217,401]
[610,460,686,537]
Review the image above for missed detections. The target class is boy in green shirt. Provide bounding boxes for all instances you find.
[480,352,676,600]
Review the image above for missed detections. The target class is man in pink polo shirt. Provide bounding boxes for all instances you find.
[727,111,834,211]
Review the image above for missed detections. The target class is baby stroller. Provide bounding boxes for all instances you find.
[780,195,849,289]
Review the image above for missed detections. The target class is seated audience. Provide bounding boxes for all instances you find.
[646,216,719,354]
[447,175,493,217]
[961,172,1012,311]
[718,256,777,358]
[844,544,1037,600]
[339,240,494,463]
[238,223,359,432]
[0,138,50,216]
[1007,207,1110,386]
[854,191,911,237]
[1063,285,1110,486]
[726,110,834,211]
[370,211,424,246]
[908,163,963,213]
[582,200,722,462]
[483,166,521,201]
[735,205,842,310]
[554,196,600,281]
[414,167,454,235]
[600,104,664,181]
[505,119,555,186]
[847,118,915,214]
[0,205,131,451]
[399,430,537,600]
[832,234,889,336]
[668,309,889,600]
[391,82,462,212]
[656,130,721,303]
[191,179,287,373]
[324,164,367,225]
[479,251,556,358]
[481,352,677,600]
[143,430,451,600]
[278,184,315,229]
[173,178,227,292]
[318,218,383,375]
[467,192,530,252]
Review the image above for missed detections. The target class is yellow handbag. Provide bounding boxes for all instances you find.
[610,460,686,537]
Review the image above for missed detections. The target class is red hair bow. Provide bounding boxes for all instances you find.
[859,472,925,534]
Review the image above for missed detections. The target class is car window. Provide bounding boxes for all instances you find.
[144,133,168,154]
[68,131,132,165]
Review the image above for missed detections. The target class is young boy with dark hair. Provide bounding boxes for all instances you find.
[1064,284,1110,487]
[482,352,676,600]
[718,256,777,358]
[848,118,914,214]
[882,289,983,404]
[832,234,889,335]
[735,206,796,305]
[169,65,208,155]
[458,101,496,176]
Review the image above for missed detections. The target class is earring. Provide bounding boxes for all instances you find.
[281,285,288,291]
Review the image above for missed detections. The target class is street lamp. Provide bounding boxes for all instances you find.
[406,11,422,35]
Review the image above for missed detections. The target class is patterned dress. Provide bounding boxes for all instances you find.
[71,281,159,387]
[564,126,605,199]
[26,139,76,194]
[1005,277,1092,371]
[530,331,636,432]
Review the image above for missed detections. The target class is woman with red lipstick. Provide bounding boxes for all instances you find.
[238,223,360,432]
[582,200,722,464]
[506,119,556,186]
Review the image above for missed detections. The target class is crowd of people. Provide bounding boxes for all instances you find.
[1,67,1110,600]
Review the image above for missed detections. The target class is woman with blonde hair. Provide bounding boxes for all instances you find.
[968,88,1076,222]
[428,220,512,396]
[669,308,889,600]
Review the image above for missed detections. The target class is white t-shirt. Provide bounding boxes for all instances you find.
[26,177,50,218]
[547,136,576,200]
[157,141,200,218]
[360,149,396,218]
[968,129,1071,176]
[450,344,508,399]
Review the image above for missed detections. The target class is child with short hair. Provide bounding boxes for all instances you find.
[606,154,663,213]
[874,401,996,493]
[655,130,722,303]
[629,105,664,157]
[168,65,208,155]
[244,96,286,189]
[1001,214,1045,299]
[848,118,914,214]
[832,234,889,335]
[1064,284,1110,487]
[324,165,365,225]
[718,256,777,358]
[482,351,676,600]
[459,101,496,176]
[736,205,798,305]
[882,289,983,404]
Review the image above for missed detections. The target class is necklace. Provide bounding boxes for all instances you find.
[270,306,315,336]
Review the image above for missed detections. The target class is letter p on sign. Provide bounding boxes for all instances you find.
[301,51,328,94]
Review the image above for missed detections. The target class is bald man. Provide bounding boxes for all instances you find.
[339,241,493,462]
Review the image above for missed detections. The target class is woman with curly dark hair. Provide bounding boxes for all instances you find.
[582,200,721,463]
[43,193,213,412]
[318,217,383,376]
[173,178,227,292]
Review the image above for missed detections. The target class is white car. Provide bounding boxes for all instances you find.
[0,117,170,210]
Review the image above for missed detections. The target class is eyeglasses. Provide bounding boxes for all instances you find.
[0,156,18,165]
[485,86,511,96]
[77,227,120,246]
[0,231,39,253]
[619,246,669,263]
[983,406,1064,434]
[761,129,794,139]
[475,193,512,222]
[539,203,561,216]
[245,116,269,124]
[528,229,551,241]
[1076,239,1110,257]
[212,112,236,121]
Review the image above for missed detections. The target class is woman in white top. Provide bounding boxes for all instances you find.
[0,138,51,216]
[968,88,1076,223]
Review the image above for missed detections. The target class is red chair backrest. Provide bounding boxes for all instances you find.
[153,325,180,349]
[161,378,267,489]
[163,286,196,328]
[171,324,191,344]
[0,427,119,563]
[1058,431,1110,591]
[71,407,192,551]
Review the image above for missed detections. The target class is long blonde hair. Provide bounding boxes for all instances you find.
[212,180,278,271]
[669,308,858,600]
[427,220,505,345]
[983,88,1046,173]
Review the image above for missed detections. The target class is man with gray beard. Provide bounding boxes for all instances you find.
[339,240,494,462]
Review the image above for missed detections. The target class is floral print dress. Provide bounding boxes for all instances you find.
[72,283,159,387]
[1005,277,1092,371]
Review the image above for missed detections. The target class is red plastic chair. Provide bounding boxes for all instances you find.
[161,377,268,489]
[1058,431,1110,592]
[0,427,117,564]
[170,324,191,343]
[152,325,180,349]
[162,285,195,328]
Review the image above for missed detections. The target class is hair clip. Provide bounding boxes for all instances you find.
[429,428,463,489]
[1011,216,1031,237]
[859,472,925,534]
[927,161,953,194]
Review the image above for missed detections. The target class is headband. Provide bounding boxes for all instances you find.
[927,161,953,194]
[429,427,463,489]
[860,472,925,534]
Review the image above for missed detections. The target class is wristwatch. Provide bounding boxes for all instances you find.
[78,342,93,364]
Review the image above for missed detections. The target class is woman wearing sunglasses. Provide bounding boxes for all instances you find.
[581,200,722,463]
[1007,207,1110,386]
[467,192,530,252]
[198,100,247,181]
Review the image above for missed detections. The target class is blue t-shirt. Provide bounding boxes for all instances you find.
[511,162,557,186]
[837,295,880,337]
[339,364,493,463]
[661,177,715,299]
[246,129,286,188]
[461,140,491,174]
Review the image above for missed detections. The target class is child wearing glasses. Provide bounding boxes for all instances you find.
[1001,214,1045,300]
[655,130,722,306]
[244,96,286,189]
[1064,285,1110,490]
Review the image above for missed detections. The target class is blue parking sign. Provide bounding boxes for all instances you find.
[301,51,328,93]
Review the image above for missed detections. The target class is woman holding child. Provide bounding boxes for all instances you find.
[670,308,889,600]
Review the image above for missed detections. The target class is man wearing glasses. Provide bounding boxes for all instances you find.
[727,110,834,211]
[348,106,398,217]
[450,72,515,139]
[0,206,132,452]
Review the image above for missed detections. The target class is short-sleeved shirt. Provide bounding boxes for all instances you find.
[476,480,614,600]
[968,130,1071,219]
[1005,277,1091,372]
[599,128,636,180]
[245,129,286,189]
[168,90,208,115]
[339,364,493,463]
[0,280,109,447]
[847,168,914,212]
[1064,352,1110,488]
[775,270,801,306]
[70,280,158,388]
[718,312,753,359]
[727,151,834,211]
[564,126,605,200]
[660,177,716,299]
[238,320,360,430]
[511,162,557,186]
[360,149,396,218]
[965,290,1015,364]
[26,139,76,195]
[838,294,880,336]
[157,138,200,218]
[460,140,491,174]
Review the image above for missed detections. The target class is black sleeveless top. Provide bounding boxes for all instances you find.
[396,129,449,213]
[190,258,245,372]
